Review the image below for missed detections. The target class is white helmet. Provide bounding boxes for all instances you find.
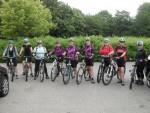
[104,38,110,43]
[119,37,125,42]
[137,40,144,46]
[24,38,29,43]
[148,55,150,60]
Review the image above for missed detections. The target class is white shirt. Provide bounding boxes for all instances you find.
[34,46,47,60]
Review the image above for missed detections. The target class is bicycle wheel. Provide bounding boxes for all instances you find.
[76,67,84,85]
[10,67,15,82]
[97,65,103,83]
[62,67,71,85]
[39,67,45,82]
[24,65,28,82]
[129,76,134,90]
[102,66,113,85]
[147,72,150,88]
[51,66,58,82]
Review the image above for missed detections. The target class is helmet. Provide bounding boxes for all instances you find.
[119,37,125,43]
[68,38,74,42]
[37,40,42,44]
[24,38,29,43]
[137,40,144,46]
[85,37,91,41]
[148,55,150,60]
[8,40,13,44]
[104,38,110,43]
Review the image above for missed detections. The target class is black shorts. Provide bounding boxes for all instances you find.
[116,58,125,67]
[7,58,17,67]
[57,56,64,63]
[23,57,32,63]
[66,59,78,68]
[85,58,93,66]
[104,58,111,67]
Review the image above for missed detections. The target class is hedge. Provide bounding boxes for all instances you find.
[0,36,150,62]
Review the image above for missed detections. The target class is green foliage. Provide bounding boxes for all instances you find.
[0,0,53,38]
[0,36,150,62]
[136,3,150,36]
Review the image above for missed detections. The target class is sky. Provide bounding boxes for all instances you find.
[58,0,150,16]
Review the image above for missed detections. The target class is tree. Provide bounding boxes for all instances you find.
[0,0,53,38]
[112,10,132,36]
[136,3,150,36]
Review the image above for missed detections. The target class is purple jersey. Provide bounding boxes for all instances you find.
[84,45,94,58]
[53,46,64,57]
[66,45,77,60]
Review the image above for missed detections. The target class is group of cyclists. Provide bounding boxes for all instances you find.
[2,37,150,86]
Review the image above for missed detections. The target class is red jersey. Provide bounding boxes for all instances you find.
[99,44,114,55]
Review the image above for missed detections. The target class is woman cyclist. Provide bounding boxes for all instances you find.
[115,37,127,86]
[3,40,19,79]
[63,38,79,79]
[49,40,64,76]
[19,38,33,76]
[99,38,114,67]
[83,37,95,84]
[135,40,147,85]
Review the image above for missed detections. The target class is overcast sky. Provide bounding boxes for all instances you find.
[58,0,150,16]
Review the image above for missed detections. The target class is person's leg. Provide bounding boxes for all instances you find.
[139,63,145,85]
[71,60,78,78]
[34,60,39,77]
[44,60,49,79]
[89,66,95,84]
[136,65,141,84]
[13,58,19,79]
[22,61,25,75]
[120,67,125,85]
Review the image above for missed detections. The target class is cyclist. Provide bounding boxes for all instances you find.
[33,40,49,79]
[135,40,147,85]
[115,37,127,86]
[19,38,33,76]
[99,38,114,67]
[63,38,79,78]
[49,40,64,75]
[3,40,19,79]
[83,37,95,83]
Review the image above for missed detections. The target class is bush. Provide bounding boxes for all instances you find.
[0,36,150,62]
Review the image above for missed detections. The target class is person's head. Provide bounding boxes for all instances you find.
[24,38,29,45]
[37,40,42,47]
[103,38,110,45]
[55,40,61,47]
[68,38,74,46]
[137,40,144,49]
[8,40,14,48]
[119,37,125,46]
[85,37,91,46]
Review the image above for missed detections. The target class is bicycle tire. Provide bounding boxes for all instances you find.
[24,65,28,82]
[102,66,113,85]
[62,67,71,85]
[147,72,150,88]
[39,67,45,82]
[97,65,102,83]
[51,66,58,82]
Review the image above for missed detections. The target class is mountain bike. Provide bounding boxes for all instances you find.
[62,57,75,85]
[76,58,90,85]
[129,64,137,90]
[50,56,65,81]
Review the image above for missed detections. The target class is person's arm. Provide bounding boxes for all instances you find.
[3,48,7,57]
[19,47,24,55]
[15,47,19,57]
[108,45,114,55]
